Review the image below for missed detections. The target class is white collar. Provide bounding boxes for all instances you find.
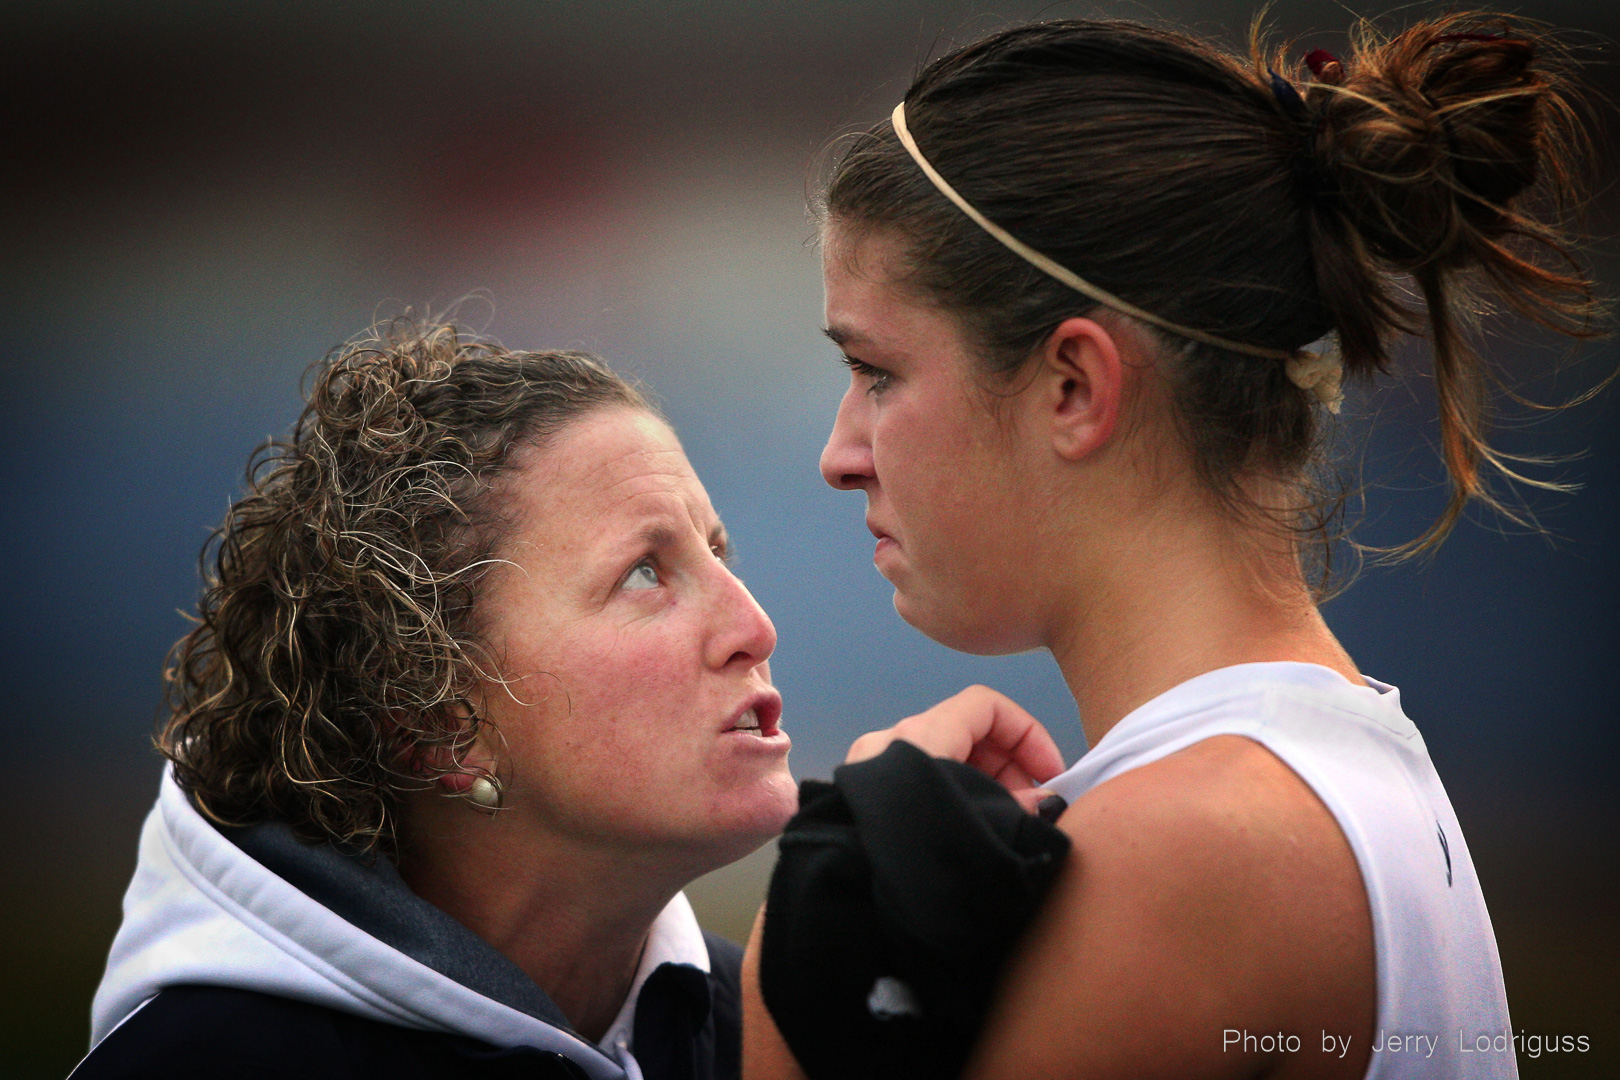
[596,891,711,1064]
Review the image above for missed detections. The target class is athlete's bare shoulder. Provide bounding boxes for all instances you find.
[967,735,1374,1080]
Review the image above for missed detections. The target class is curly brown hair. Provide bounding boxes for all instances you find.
[159,318,649,855]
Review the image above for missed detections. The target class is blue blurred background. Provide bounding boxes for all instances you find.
[2,2,1615,1076]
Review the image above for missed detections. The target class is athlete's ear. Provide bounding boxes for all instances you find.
[1039,316,1122,461]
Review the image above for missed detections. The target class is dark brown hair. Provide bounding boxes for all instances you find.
[159,318,649,854]
[825,13,1604,556]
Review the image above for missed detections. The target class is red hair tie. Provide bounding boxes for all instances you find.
[1305,49,1344,85]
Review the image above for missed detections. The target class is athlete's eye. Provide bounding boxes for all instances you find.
[841,355,893,396]
[624,560,660,591]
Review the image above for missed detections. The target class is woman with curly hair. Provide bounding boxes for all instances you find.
[747,12,1605,1080]
[75,320,811,1080]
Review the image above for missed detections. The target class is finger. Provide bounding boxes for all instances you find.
[844,728,899,765]
[1010,787,1049,815]
[960,688,1065,783]
[908,685,1036,762]
[887,685,1064,780]
[965,743,1034,789]
[996,761,1039,793]
[964,740,1010,776]
[842,687,1067,781]
[1009,788,1069,821]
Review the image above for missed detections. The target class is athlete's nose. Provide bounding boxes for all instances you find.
[820,382,875,491]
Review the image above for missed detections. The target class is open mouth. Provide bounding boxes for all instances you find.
[726,697,782,737]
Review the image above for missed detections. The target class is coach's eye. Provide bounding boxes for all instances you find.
[624,560,660,591]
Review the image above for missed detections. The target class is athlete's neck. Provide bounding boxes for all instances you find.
[1046,491,1359,748]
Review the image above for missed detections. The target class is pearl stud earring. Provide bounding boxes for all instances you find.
[465,774,503,812]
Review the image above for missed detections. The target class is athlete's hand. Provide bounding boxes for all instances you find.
[845,684,1066,815]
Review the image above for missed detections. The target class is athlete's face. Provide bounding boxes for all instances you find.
[819,226,1048,654]
[474,407,795,864]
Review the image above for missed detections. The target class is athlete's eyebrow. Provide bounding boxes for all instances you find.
[823,325,867,348]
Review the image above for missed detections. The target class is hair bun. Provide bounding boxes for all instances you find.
[1308,19,1565,272]
[1286,13,1600,555]
[1429,36,1541,221]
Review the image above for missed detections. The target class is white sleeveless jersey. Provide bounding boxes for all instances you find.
[1044,662,1515,1079]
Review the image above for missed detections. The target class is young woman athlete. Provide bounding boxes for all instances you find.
[745,13,1603,1080]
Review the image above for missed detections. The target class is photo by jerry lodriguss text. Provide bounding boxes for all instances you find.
[1222,1029,1592,1060]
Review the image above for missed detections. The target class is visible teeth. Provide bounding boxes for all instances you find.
[735,708,760,732]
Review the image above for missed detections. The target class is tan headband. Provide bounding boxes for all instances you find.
[889,100,1344,410]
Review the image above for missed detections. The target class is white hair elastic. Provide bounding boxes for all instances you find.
[1285,343,1345,414]
[889,100,1345,413]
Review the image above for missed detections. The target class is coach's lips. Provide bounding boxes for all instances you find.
[723,691,783,737]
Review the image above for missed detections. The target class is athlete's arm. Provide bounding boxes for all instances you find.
[964,735,1374,1080]
[742,703,1374,1080]
[742,909,809,1080]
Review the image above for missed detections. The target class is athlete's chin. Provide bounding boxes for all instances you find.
[892,586,1033,656]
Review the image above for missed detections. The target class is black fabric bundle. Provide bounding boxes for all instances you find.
[759,741,1072,1079]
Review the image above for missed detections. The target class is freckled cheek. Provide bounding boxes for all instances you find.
[551,626,706,738]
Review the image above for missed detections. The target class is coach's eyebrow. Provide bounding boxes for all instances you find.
[710,523,733,562]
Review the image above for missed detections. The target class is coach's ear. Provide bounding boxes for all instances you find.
[1036,316,1124,462]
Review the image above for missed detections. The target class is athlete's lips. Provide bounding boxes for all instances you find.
[865,517,895,543]
[723,690,783,737]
